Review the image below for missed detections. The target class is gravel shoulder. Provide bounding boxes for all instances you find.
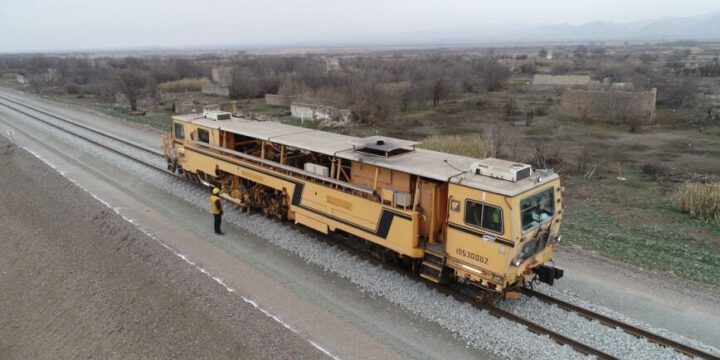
[0,137,325,360]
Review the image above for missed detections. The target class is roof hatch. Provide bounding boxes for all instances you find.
[349,136,419,157]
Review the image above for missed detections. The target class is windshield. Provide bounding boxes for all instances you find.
[520,188,554,232]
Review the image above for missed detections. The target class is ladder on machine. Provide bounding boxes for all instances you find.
[419,242,446,284]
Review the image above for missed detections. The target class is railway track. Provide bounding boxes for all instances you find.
[0,95,166,173]
[1,95,717,360]
[521,288,719,359]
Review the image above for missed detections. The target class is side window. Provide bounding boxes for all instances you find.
[465,201,484,228]
[174,123,185,140]
[482,205,503,233]
[464,200,503,234]
[197,128,210,143]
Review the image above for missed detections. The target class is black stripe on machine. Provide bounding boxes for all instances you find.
[290,181,410,238]
[448,223,515,247]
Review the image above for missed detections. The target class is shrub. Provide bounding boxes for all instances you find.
[641,163,671,179]
[677,182,720,223]
[420,135,487,159]
[64,83,81,95]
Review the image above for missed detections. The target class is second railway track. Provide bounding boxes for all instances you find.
[1,95,717,360]
[0,95,166,172]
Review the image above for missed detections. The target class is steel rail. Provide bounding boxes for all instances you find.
[0,94,163,157]
[521,288,719,360]
[3,95,715,360]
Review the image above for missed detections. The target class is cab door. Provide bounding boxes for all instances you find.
[417,179,447,243]
[445,184,514,277]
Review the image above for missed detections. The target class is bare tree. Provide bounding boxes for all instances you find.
[477,58,511,92]
[639,53,655,65]
[229,68,260,99]
[525,107,535,127]
[345,69,394,124]
[26,74,45,94]
[504,97,516,124]
[432,78,447,107]
[115,70,150,111]
[573,45,588,58]
[661,78,698,108]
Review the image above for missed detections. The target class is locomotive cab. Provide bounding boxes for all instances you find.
[443,160,563,293]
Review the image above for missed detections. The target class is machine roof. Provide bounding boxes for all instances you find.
[172,114,553,196]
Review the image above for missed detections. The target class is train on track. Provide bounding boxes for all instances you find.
[163,110,564,298]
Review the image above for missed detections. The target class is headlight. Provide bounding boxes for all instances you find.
[513,256,524,267]
[551,235,562,245]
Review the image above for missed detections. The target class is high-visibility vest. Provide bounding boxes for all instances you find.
[209,195,222,214]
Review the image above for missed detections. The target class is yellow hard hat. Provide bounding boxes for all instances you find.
[212,188,221,195]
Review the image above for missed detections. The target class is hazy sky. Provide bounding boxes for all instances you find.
[1,0,719,52]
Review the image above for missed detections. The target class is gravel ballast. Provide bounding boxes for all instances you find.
[6,104,720,359]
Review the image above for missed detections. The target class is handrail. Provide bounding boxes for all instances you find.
[187,140,376,196]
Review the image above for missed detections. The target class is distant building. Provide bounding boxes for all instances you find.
[265,94,295,106]
[609,82,635,91]
[114,93,156,110]
[44,68,60,84]
[291,102,352,126]
[533,74,592,87]
[174,99,201,114]
[202,83,229,96]
[15,74,26,85]
[325,57,340,72]
[211,66,233,86]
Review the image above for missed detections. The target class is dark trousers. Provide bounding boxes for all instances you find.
[213,213,222,233]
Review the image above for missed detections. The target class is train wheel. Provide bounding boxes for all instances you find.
[268,190,288,220]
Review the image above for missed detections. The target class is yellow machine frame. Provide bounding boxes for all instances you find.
[165,114,564,294]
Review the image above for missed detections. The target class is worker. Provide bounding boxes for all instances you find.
[209,187,224,235]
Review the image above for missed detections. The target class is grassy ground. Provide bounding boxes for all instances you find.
[45,95,174,131]
[99,106,172,131]
[238,99,291,118]
[562,167,720,286]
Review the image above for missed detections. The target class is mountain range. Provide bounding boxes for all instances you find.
[503,11,720,42]
[330,11,720,46]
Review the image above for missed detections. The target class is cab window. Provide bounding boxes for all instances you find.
[174,123,185,140]
[197,128,210,143]
[464,200,503,234]
[520,189,554,232]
